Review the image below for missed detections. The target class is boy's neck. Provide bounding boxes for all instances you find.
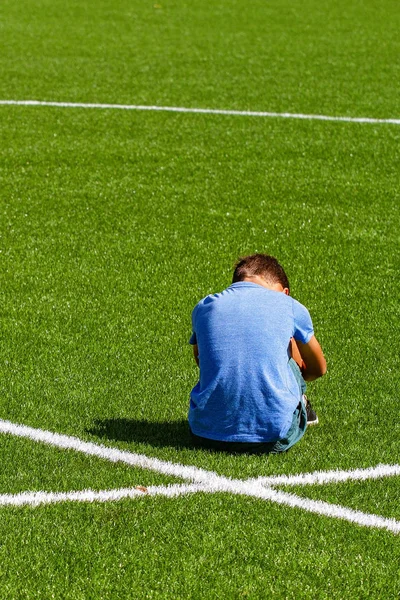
[242,276,289,295]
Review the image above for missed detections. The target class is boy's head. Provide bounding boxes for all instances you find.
[232,254,290,292]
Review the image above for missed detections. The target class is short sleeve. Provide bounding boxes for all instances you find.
[292,299,314,344]
[189,331,197,345]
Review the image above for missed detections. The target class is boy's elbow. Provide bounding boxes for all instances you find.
[303,359,327,381]
[315,359,327,379]
[319,358,327,377]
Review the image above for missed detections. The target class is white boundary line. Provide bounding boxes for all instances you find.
[1,419,400,534]
[2,480,400,534]
[252,464,400,487]
[1,99,400,125]
[0,419,223,485]
[0,483,208,507]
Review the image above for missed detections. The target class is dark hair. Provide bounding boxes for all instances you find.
[232,254,290,290]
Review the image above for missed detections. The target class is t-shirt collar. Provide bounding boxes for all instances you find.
[229,282,265,289]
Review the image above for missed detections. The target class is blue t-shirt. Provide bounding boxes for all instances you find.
[189,282,314,442]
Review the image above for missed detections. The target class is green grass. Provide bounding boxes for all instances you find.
[0,434,177,494]
[287,478,400,522]
[2,0,400,116]
[1,496,400,599]
[1,0,400,597]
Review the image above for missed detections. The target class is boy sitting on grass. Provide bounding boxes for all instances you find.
[189,254,326,453]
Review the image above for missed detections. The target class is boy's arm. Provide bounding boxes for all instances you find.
[295,335,327,381]
[193,344,199,367]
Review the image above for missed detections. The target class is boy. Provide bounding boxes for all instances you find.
[189,254,326,453]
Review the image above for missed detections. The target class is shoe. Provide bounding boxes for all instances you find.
[302,394,319,426]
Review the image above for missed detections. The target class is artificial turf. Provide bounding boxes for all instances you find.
[1,0,400,597]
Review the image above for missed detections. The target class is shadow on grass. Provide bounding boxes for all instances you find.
[87,418,193,450]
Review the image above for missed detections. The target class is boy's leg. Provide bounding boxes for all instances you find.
[271,397,307,453]
[288,354,307,396]
[289,348,318,425]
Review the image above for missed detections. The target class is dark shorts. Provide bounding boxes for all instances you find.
[190,359,307,454]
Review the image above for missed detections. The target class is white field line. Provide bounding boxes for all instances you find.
[1,99,400,125]
[1,418,400,534]
[0,419,224,486]
[243,486,400,534]
[1,476,400,535]
[0,483,208,508]
[252,463,400,487]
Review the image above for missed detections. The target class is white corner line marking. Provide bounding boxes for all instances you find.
[1,418,400,534]
[252,463,400,487]
[0,483,209,507]
[1,480,400,535]
[1,99,400,125]
[0,419,224,485]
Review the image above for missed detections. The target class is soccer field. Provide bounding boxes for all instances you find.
[1,0,400,597]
